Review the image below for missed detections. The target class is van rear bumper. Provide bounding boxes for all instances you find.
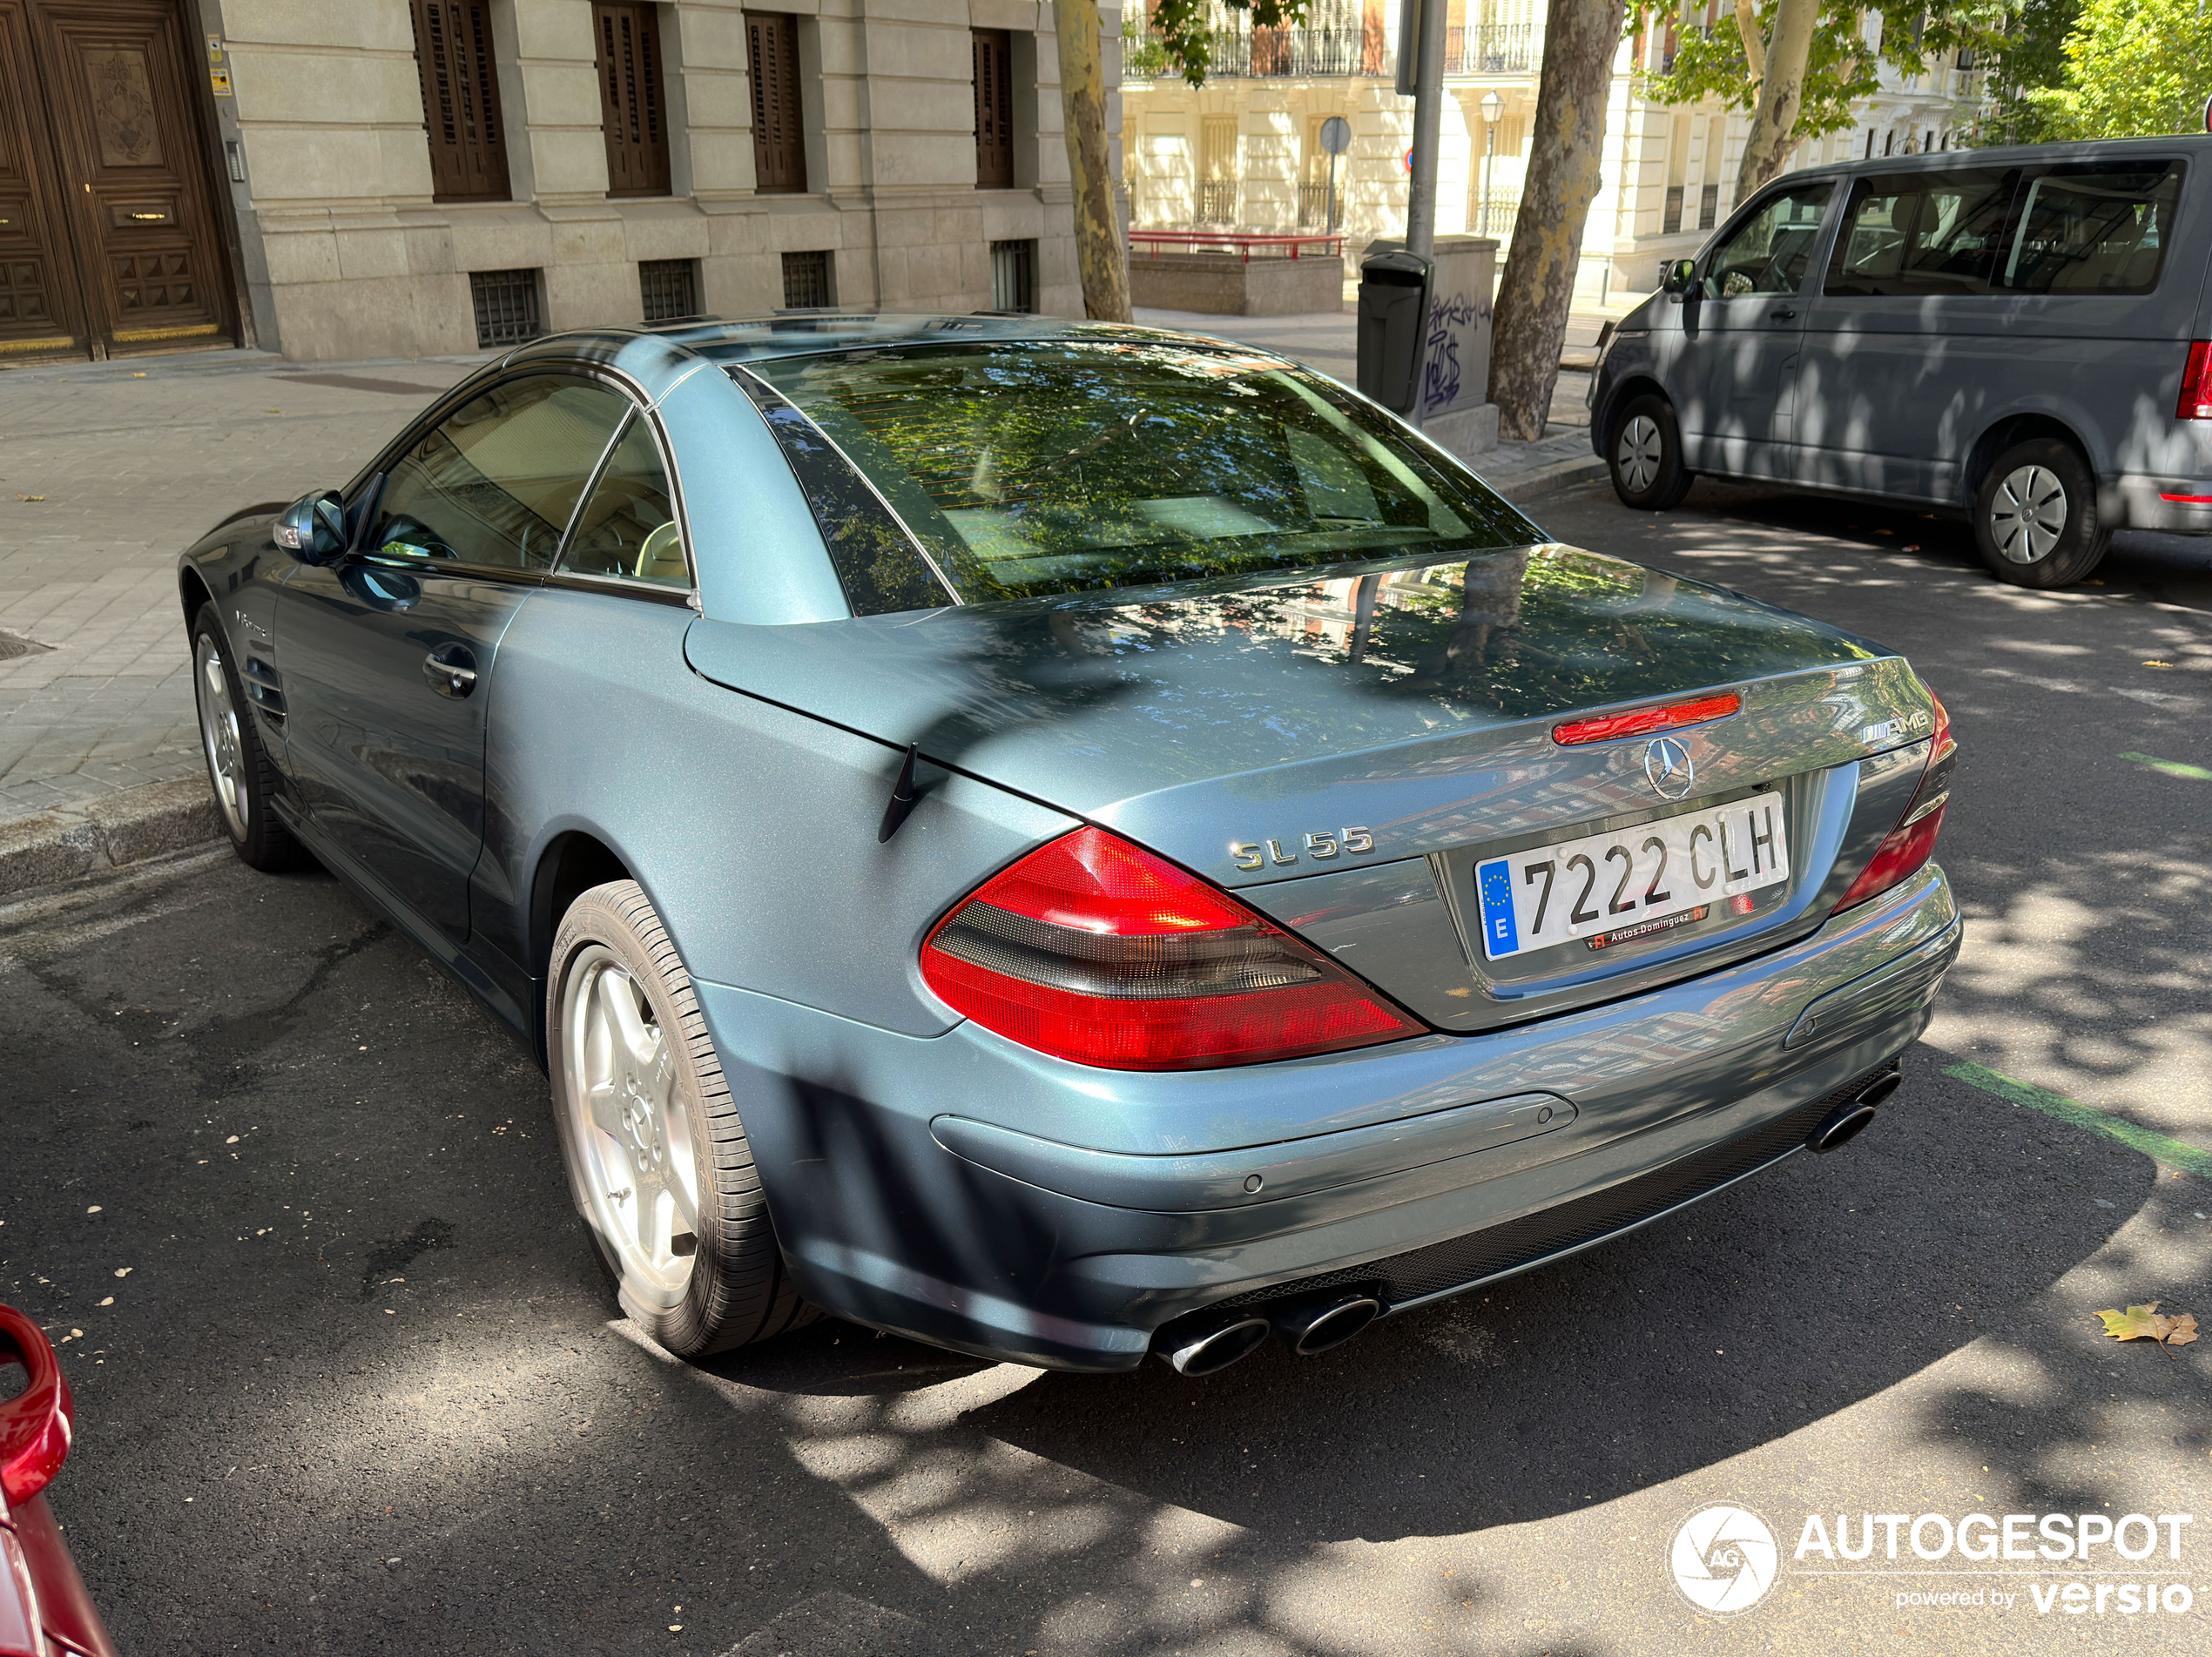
[2116,475,2212,533]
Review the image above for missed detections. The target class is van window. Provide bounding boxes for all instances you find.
[1824,168,2020,296]
[1702,183,1832,299]
[1999,162,2182,295]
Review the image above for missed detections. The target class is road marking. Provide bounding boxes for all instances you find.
[2119,751,2212,781]
[1944,1061,2212,1179]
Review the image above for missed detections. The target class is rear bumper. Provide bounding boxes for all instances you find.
[2114,475,2212,534]
[696,866,1959,1372]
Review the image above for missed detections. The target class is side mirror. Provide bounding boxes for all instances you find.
[273,491,347,563]
[1663,258,1700,296]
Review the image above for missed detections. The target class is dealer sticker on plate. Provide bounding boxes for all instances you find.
[1473,791,1790,960]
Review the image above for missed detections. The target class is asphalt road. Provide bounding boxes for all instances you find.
[5,475,2211,1656]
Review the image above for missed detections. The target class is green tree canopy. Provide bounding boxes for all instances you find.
[2024,0,2212,138]
[1629,1,2005,146]
[1970,0,2077,145]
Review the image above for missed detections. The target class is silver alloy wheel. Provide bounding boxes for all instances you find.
[1615,414,1663,493]
[560,946,700,1306]
[1990,464,2068,563]
[193,634,249,840]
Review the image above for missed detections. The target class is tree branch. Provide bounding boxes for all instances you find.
[1734,0,1766,79]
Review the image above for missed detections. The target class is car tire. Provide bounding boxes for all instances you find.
[548,879,816,1358]
[1608,394,1694,510]
[190,603,304,872]
[1973,439,2110,588]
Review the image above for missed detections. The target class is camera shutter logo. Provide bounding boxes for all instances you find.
[1669,1504,1779,1614]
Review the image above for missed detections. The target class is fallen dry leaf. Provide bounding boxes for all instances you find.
[2096,1302,2199,1358]
[13,493,44,502]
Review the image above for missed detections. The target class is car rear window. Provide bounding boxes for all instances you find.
[740,340,1535,612]
[1999,162,2182,295]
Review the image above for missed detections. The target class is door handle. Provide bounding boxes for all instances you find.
[424,645,478,698]
[1768,306,1798,320]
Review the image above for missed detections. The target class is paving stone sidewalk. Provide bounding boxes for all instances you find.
[0,351,485,827]
[0,320,1605,889]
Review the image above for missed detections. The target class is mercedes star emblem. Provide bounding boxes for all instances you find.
[1644,735,1696,800]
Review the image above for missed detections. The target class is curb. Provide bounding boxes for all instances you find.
[0,775,222,898]
[1495,454,1607,506]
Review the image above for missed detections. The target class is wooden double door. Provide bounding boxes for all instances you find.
[0,0,233,361]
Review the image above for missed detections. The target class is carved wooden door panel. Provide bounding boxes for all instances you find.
[30,0,233,357]
[0,0,89,360]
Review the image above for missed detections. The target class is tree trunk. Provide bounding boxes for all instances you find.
[1486,0,1626,442]
[1051,0,1132,321]
[1733,0,1821,199]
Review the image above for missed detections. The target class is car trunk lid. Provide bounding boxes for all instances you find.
[685,546,1936,1024]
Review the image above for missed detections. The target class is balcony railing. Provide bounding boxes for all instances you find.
[1197,178,1237,223]
[1123,26,1379,80]
[1122,20,1545,80]
[1443,23,1536,74]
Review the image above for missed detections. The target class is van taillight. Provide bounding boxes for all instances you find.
[921,827,1421,1069]
[2178,342,2212,420]
[1834,691,1956,914]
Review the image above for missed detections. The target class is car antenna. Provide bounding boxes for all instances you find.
[878,743,921,843]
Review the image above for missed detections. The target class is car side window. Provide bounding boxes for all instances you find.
[1703,183,1833,300]
[367,375,630,569]
[1824,168,2020,297]
[1998,162,2182,295]
[558,414,689,588]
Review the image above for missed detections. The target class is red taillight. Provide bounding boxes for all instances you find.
[2180,341,2212,420]
[1834,690,1956,914]
[1553,692,1741,747]
[921,826,1422,1069]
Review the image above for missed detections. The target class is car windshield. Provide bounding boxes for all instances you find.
[743,340,1534,612]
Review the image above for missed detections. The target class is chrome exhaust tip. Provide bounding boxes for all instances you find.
[1158,1310,1272,1377]
[1269,1293,1383,1357]
[1856,1069,1904,1110]
[1809,1101,1879,1154]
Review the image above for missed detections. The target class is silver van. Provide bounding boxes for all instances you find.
[1588,136,2212,586]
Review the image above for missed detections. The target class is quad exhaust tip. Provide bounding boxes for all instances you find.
[1270,1293,1383,1357]
[1809,1068,1903,1155]
[1162,1310,1272,1376]
[1157,1291,1385,1374]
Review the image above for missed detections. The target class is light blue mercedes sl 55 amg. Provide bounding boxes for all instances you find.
[176,315,1959,1377]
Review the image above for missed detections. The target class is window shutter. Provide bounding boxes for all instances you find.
[594,3,671,197]
[410,0,510,203]
[745,12,807,195]
[972,30,1013,190]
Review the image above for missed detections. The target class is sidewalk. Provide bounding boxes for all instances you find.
[0,312,1611,895]
[0,348,486,890]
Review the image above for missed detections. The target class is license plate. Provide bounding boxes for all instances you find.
[1472,791,1791,961]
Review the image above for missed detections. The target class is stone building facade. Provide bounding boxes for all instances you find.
[1122,0,1983,300]
[0,0,1116,366]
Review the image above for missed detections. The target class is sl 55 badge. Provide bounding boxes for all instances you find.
[1231,827,1374,870]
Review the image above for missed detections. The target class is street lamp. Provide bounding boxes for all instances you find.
[1480,90,1505,238]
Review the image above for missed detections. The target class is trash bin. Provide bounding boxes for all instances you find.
[1356,250,1433,417]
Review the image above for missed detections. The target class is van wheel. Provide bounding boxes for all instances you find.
[1973,439,2109,588]
[548,880,817,1357]
[1608,394,1693,510]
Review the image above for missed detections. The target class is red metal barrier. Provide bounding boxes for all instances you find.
[1129,230,1346,262]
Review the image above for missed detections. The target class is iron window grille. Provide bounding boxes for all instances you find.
[639,259,701,323]
[989,239,1035,313]
[781,250,832,308]
[469,268,542,348]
